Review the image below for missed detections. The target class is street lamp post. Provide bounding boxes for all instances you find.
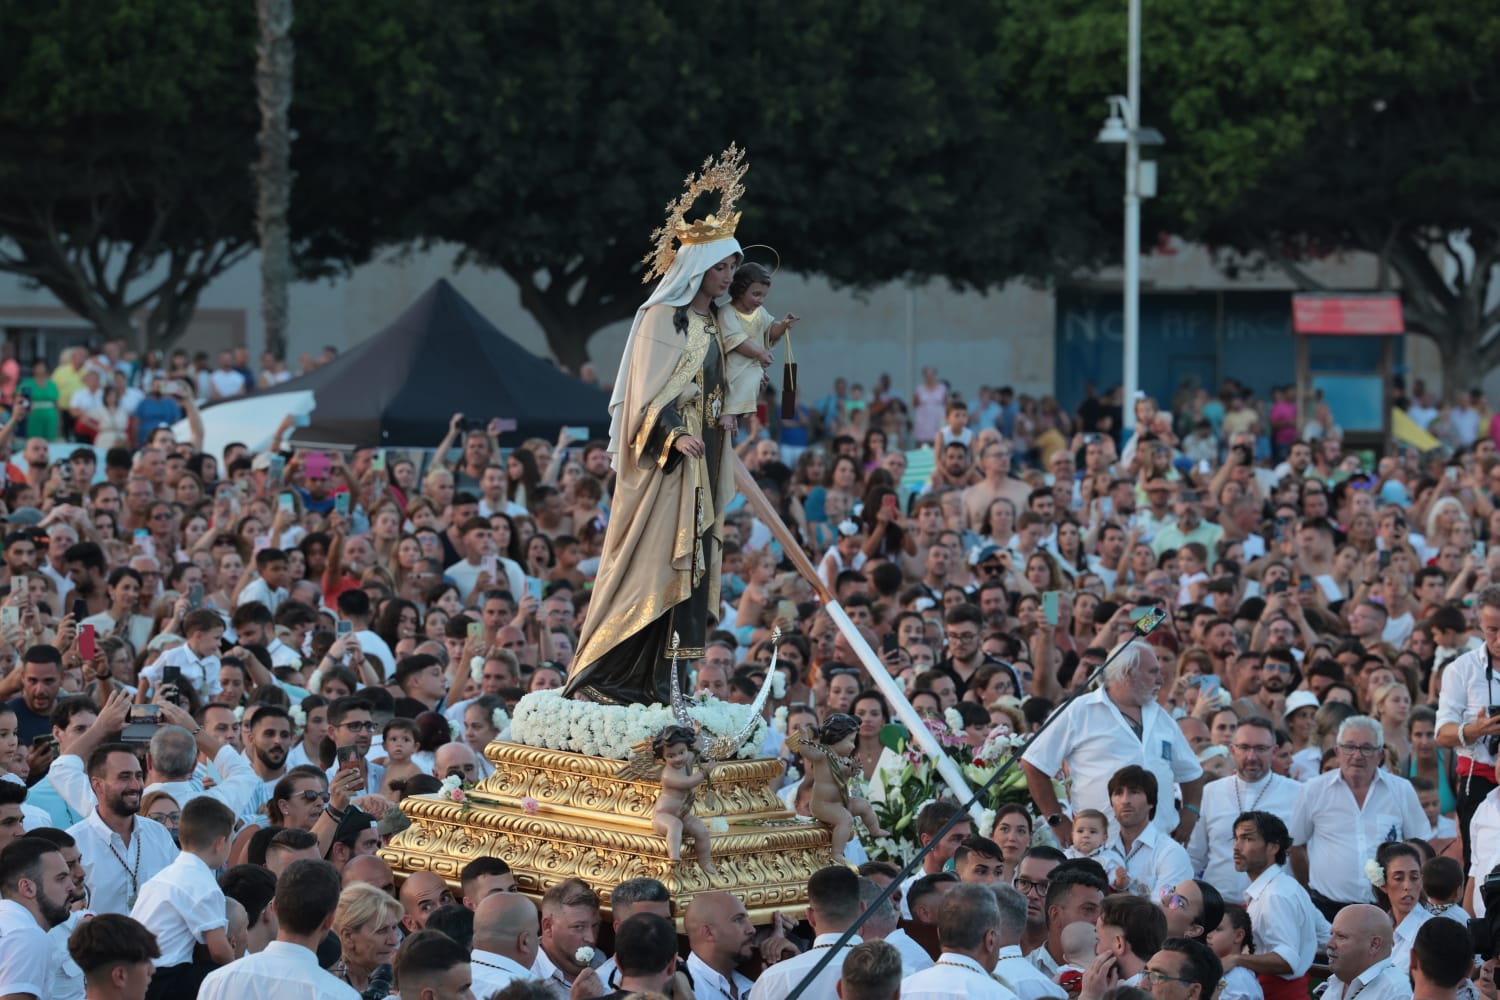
[1096,0,1161,434]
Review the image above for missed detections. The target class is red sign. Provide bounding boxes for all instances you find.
[1292,295,1404,335]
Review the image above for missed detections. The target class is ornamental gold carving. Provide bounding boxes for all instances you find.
[381,741,832,924]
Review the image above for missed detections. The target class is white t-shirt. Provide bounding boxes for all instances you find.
[209,368,247,398]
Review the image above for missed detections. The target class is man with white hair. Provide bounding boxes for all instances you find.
[1022,640,1203,845]
[1289,715,1428,920]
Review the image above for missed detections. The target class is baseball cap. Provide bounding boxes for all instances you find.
[1282,690,1319,719]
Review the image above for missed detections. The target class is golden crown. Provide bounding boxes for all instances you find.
[641,144,748,283]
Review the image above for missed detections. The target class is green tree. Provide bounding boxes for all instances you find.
[1009,0,1500,391]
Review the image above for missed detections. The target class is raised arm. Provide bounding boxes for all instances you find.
[431,413,464,471]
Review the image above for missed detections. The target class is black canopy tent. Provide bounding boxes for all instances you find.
[275,278,609,449]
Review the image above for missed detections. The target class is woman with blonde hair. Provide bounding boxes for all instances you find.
[332,882,404,996]
[1371,680,1413,761]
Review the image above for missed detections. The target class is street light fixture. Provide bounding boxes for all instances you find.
[1094,0,1164,434]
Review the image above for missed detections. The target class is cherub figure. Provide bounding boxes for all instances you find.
[618,724,718,874]
[786,713,890,859]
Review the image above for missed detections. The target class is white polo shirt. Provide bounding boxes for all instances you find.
[1188,771,1301,903]
[130,851,227,967]
[748,933,863,1000]
[994,945,1067,1000]
[1023,687,1202,833]
[199,939,359,999]
[471,949,533,999]
[0,899,52,998]
[1289,768,1428,903]
[686,949,756,1000]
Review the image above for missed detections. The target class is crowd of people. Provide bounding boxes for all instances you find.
[0,335,1490,1000]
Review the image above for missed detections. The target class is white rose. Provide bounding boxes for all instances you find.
[575,946,595,966]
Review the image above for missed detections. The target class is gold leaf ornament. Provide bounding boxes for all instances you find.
[641,144,748,283]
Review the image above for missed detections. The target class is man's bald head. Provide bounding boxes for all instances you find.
[473,891,540,966]
[1327,903,1393,983]
[399,871,454,933]
[225,897,249,960]
[684,891,756,966]
[342,853,395,895]
[433,742,480,782]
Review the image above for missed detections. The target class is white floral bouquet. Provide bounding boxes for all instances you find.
[509,690,768,761]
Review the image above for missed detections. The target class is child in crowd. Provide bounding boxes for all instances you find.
[141,608,225,699]
[1065,808,1127,890]
[1175,542,1210,606]
[1207,905,1262,1000]
[718,262,798,434]
[378,718,423,799]
[1421,857,1469,922]
[1410,776,1457,840]
[1054,920,1097,996]
[935,401,974,451]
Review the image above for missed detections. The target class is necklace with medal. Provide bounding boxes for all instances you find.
[108,828,142,909]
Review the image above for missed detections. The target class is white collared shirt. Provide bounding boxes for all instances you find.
[1108,823,1194,899]
[199,939,360,999]
[0,899,52,998]
[1022,687,1202,834]
[1290,769,1428,903]
[237,576,288,613]
[1025,943,1062,978]
[532,944,580,991]
[1243,865,1319,979]
[1319,957,1413,1000]
[46,911,88,1000]
[470,948,533,999]
[1188,772,1301,902]
[903,951,1018,1000]
[145,743,264,818]
[1389,906,1431,976]
[748,933,863,1000]
[686,949,755,1000]
[1220,965,1264,1000]
[66,809,178,915]
[1435,645,1500,767]
[885,927,935,977]
[130,850,227,967]
[140,642,222,698]
[994,945,1066,1000]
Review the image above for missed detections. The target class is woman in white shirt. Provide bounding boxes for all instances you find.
[1372,841,1429,976]
[88,385,133,450]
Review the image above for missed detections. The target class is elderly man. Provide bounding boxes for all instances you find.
[900,883,1017,1000]
[1023,640,1203,846]
[1321,904,1411,1000]
[433,742,481,783]
[470,892,540,998]
[1289,715,1427,920]
[1188,717,1300,903]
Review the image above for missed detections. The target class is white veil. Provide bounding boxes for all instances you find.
[605,236,743,466]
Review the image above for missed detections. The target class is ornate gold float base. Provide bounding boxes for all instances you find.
[380,741,833,923]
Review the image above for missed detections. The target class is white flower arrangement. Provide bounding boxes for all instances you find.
[575,946,595,966]
[771,672,786,699]
[773,707,789,734]
[509,691,769,760]
[1365,858,1386,888]
[492,707,511,739]
[943,707,965,733]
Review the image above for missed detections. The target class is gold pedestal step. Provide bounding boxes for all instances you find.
[380,741,834,922]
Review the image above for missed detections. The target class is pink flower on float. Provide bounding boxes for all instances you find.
[521,797,540,815]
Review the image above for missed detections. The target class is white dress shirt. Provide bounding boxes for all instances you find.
[0,899,52,998]
[885,927,936,977]
[47,911,88,1000]
[686,949,755,1000]
[1471,786,1500,918]
[199,939,360,999]
[1219,965,1264,1000]
[66,809,178,915]
[1388,906,1430,977]
[140,642,222,698]
[145,743,263,818]
[1317,957,1413,1000]
[1025,943,1062,978]
[1290,769,1429,903]
[130,851,227,967]
[532,944,582,991]
[1188,772,1301,902]
[1023,687,1203,834]
[1243,864,1319,979]
[748,932,863,1000]
[903,951,1018,1000]
[1108,822,1194,898]
[994,945,1067,1000]
[237,576,288,613]
[1435,645,1500,769]
[470,948,534,999]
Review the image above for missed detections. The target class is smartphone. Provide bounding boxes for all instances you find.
[126,704,161,724]
[370,451,386,473]
[161,664,181,689]
[336,620,353,637]
[334,492,350,517]
[133,530,154,558]
[881,494,897,512]
[277,492,295,515]
[882,632,900,654]
[253,534,270,554]
[0,606,17,629]
[77,624,95,660]
[1268,579,1288,595]
[1379,550,1392,570]
[1198,459,1211,475]
[1447,467,1459,483]
[1131,606,1168,634]
[1042,591,1060,626]
[776,599,797,623]
[1299,576,1315,594]
[562,425,589,441]
[482,555,498,580]
[494,418,519,433]
[31,734,55,751]
[187,583,204,610]
[268,453,286,480]
[1194,674,1222,698]
[526,577,544,602]
[72,598,88,622]
[467,621,484,641]
[216,484,237,501]
[1475,542,1488,560]
[336,744,359,770]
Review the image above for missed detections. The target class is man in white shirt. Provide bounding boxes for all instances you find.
[991,884,1066,1000]
[198,858,359,998]
[1095,894,1166,988]
[750,865,868,1000]
[901,882,1017,1000]
[1434,583,1500,870]
[1321,904,1412,1000]
[590,876,671,988]
[837,941,904,1000]
[143,722,263,819]
[1023,640,1204,844]
[530,877,601,993]
[208,352,247,401]
[1188,716,1301,903]
[0,837,75,1000]
[683,891,758,1000]
[469,892,539,999]
[66,742,178,915]
[896,802,973,919]
[1104,765,1194,898]
[1224,811,1320,1000]
[1289,715,1428,918]
[856,864,933,978]
[597,913,680,997]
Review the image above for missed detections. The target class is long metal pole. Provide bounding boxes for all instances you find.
[1122,0,1142,431]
